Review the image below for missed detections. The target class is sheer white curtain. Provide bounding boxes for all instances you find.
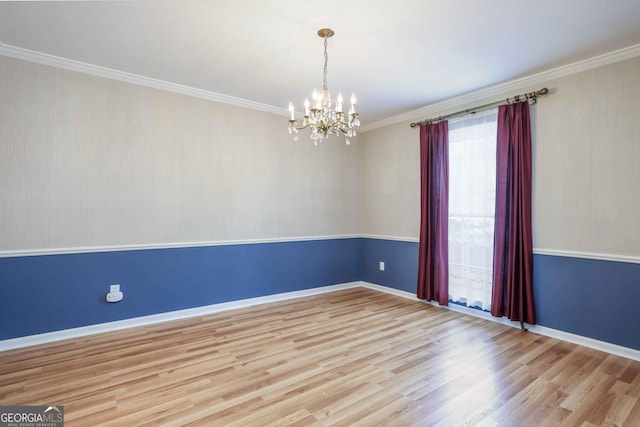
[448,108,498,311]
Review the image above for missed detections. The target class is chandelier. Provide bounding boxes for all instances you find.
[288,28,360,145]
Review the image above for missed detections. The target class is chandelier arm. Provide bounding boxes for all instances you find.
[292,122,314,131]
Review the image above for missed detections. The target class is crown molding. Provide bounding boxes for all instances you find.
[0,42,289,118]
[2,41,640,132]
[359,43,640,132]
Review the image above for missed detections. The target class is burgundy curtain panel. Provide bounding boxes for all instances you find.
[491,102,536,326]
[417,121,449,305]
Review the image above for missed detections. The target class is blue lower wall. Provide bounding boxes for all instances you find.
[0,239,362,340]
[362,238,418,293]
[2,237,638,352]
[361,238,640,351]
[533,254,640,350]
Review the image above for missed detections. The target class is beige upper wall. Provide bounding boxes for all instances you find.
[0,56,362,251]
[534,56,639,255]
[3,53,639,256]
[362,121,419,240]
[361,55,640,257]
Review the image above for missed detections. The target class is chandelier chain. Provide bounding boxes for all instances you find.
[322,36,328,91]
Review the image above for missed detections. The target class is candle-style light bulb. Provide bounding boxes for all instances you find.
[304,98,310,115]
[288,102,295,120]
[336,92,343,113]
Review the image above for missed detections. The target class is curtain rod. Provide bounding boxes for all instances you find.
[410,88,549,128]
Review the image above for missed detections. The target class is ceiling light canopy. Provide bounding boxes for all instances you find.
[288,28,360,145]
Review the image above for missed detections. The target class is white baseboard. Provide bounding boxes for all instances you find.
[0,282,361,352]
[3,281,639,362]
[359,282,640,362]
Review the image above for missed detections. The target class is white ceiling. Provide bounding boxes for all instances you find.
[1,1,640,127]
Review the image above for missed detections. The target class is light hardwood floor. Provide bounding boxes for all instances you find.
[1,287,639,426]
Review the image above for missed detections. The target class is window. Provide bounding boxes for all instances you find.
[447,109,498,311]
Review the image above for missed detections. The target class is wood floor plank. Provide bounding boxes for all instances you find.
[623,398,640,427]
[1,287,639,426]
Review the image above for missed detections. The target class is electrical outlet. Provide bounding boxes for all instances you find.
[107,284,123,303]
[379,261,385,271]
